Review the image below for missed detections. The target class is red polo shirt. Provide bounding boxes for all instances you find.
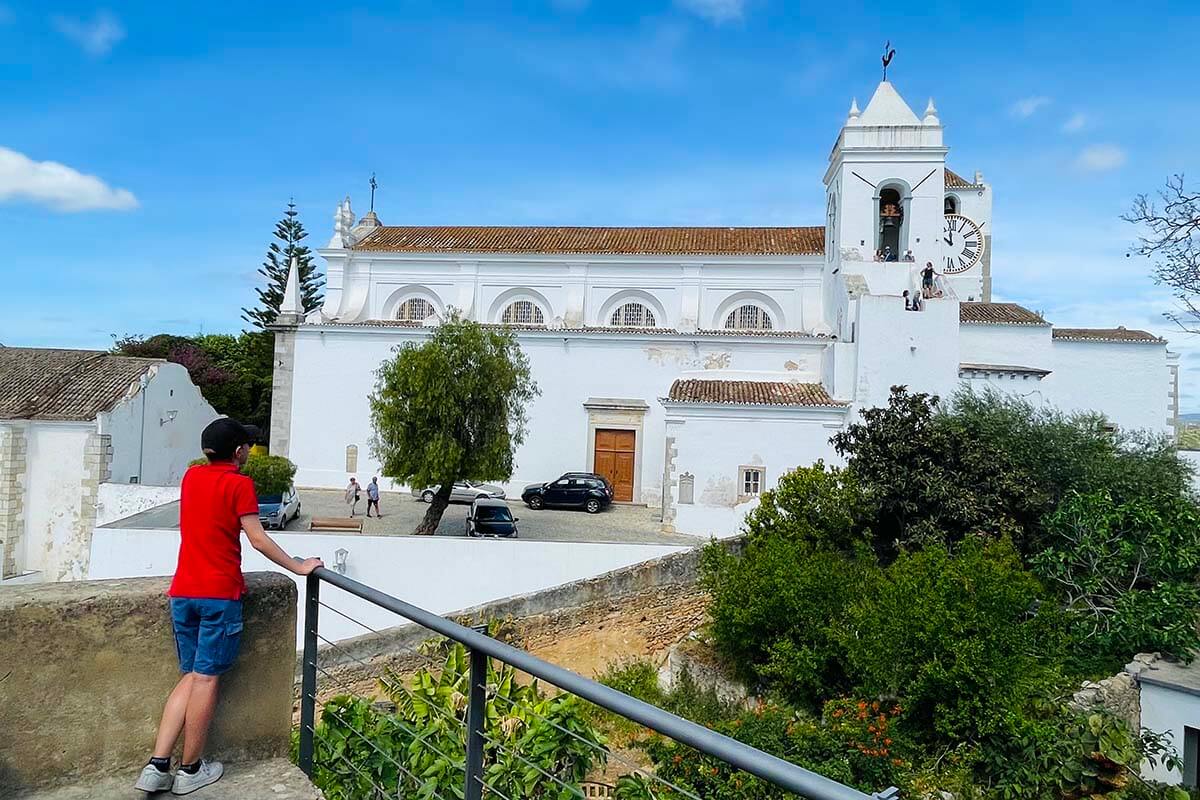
[168,461,259,600]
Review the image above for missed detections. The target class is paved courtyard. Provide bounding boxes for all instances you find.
[106,488,702,546]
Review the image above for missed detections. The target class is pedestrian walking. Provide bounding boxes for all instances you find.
[134,418,322,795]
[345,477,361,517]
[366,477,381,518]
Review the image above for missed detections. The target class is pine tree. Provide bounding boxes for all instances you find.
[243,201,325,328]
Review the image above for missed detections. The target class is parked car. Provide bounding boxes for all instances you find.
[414,480,506,504]
[465,498,519,538]
[259,486,301,530]
[521,473,612,514]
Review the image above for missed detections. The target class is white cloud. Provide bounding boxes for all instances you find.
[1010,96,1051,118]
[1062,112,1087,133]
[52,10,125,56]
[674,0,745,24]
[0,146,138,211]
[1076,143,1127,172]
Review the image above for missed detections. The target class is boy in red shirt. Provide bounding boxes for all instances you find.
[135,418,322,795]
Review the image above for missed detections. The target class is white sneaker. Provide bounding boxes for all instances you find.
[170,760,224,795]
[134,763,174,793]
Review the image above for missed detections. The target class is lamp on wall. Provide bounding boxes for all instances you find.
[159,410,178,426]
[333,548,349,575]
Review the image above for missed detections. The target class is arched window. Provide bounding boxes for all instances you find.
[725,304,773,330]
[500,300,545,325]
[610,302,656,327]
[944,195,958,214]
[396,297,434,322]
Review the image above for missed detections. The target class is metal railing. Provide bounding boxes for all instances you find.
[298,566,900,800]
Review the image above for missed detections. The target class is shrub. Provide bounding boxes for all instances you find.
[842,537,1064,745]
[241,453,296,498]
[741,462,873,553]
[1034,491,1200,666]
[702,537,878,708]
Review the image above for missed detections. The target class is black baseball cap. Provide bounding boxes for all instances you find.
[201,418,262,460]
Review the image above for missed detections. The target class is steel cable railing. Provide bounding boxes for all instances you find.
[299,567,901,800]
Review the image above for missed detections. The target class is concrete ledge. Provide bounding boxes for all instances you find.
[13,759,322,800]
[0,573,297,797]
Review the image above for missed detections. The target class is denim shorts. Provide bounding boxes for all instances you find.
[170,597,243,676]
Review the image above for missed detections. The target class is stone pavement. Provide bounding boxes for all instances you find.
[105,489,702,547]
[13,759,323,800]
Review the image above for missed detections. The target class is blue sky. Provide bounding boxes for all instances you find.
[3,1,1199,408]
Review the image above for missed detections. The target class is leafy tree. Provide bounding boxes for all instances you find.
[831,386,1031,558]
[243,201,324,329]
[241,453,296,498]
[1124,175,1200,333]
[842,537,1064,746]
[1033,491,1200,666]
[369,314,538,534]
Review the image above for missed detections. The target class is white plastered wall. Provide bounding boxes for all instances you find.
[21,421,93,580]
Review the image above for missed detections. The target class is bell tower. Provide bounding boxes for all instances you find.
[824,79,948,293]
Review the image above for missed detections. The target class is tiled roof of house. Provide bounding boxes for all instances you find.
[666,379,846,407]
[945,169,980,189]
[352,226,827,256]
[1052,327,1165,344]
[0,347,161,422]
[959,302,1049,326]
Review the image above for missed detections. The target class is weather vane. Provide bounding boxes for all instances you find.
[882,40,895,81]
[369,173,378,211]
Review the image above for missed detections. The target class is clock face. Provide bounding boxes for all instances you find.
[942,214,985,274]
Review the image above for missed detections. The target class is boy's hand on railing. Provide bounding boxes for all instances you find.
[292,557,324,576]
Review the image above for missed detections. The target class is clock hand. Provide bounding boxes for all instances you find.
[944,234,954,246]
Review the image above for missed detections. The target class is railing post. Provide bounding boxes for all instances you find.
[464,638,488,800]
[298,572,320,777]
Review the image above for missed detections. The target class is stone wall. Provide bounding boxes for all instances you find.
[0,424,27,579]
[0,572,297,796]
[314,545,719,695]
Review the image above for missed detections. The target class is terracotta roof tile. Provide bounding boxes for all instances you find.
[352,226,826,256]
[959,302,1049,326]
[1052,327,1165,344]
[0,347,162,422]
[945,169,978,189]
[666,379,845,407]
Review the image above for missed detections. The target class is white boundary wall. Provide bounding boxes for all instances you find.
[88,527,691,646]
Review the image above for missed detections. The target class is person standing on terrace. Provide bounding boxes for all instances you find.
[135,418,323,795]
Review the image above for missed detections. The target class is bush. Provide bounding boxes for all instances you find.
[842,537,1064,745]
[702,537,878,708]
[241,453,296,497]
[1034,491,1200,666]
[741,462,873,553]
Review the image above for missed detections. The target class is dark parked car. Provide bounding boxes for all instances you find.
[465,498,519,538]
[521,473,613,514]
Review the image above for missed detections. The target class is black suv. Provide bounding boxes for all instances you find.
[521,472,613,514]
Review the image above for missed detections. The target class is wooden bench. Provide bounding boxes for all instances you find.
[308,517,364,533]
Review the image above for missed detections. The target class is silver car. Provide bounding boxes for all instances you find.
[259,486,301,530]
[415,480,506,504]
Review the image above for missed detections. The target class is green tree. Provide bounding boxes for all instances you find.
[740,462,872,553]
[843,537,1064,746]
[1033,491,1200,666]
[831,386,1031,558]
[241,453,297,498]
[368,314,538,534]
[243,201,323,329]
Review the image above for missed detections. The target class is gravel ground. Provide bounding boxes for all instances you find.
[106,488,702,547]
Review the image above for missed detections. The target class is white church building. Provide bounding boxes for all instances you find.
[270,79,1179,536]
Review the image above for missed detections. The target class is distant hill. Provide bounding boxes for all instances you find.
[1181,413,1200,424]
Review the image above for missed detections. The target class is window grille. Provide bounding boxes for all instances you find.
[609,303,656,327]
[397,297,433,321]
[725,304,773,330]
[501,301,545,325]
